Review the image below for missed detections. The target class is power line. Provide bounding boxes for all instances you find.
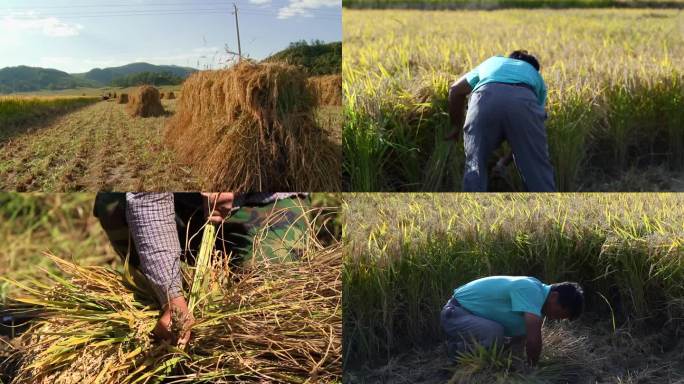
[0,11,341,20]
[0,8,342,19]
[0,2,342,15]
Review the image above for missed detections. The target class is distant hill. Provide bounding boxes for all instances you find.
[74,63,196,86]
[0,66,95,94]
[264,40,341,76]
[0,63,197,94]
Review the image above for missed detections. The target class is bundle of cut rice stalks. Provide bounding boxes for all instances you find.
[307,75,342,106]
[165,61,341,192]
[2,233,342,383]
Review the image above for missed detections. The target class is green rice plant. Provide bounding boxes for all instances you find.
[2,224,342,383]
[342,193,684,367]
[343,9,684,191]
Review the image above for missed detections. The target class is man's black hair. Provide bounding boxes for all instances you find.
[509,50,540,71]
[550,282,584,320]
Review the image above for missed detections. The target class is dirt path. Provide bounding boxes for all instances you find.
[0,100,199,191]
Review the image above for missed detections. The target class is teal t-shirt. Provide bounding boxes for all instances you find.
[465,56,547,106]
[453,276,551,336]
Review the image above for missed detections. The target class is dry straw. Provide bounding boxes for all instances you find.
[118,93,129,104]
[127,86,164,118]
[167,92,176,100]
[2,225,341,383]
[308,75,342,106]
[160,92,165,100]
[166,61,340,191]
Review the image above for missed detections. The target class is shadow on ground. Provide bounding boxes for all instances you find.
[344,316,684,384]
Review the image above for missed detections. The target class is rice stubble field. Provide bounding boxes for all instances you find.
[0,71,343,192]
[0,97,195,192]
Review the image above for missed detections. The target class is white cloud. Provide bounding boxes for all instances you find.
[277,0,339,19]
[0,12,83,37]
[249,0,272,4]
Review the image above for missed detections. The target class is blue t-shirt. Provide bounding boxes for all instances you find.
[465,56,547,106]
[453,276,551,336]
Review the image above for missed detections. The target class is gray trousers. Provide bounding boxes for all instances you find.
[462,82,556,192]
[441,299,504,358]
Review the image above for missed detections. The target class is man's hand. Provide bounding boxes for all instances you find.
[154,296,195,346]
[444,76,472,142]
[201,192,234,224]
[524,312,543,366]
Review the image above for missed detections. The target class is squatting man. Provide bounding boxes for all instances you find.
[441,276,584,366]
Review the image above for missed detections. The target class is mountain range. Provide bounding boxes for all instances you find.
[0,63,196,94]
[0,41,342,94]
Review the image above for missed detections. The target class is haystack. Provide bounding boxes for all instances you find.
[126,85,164,117]
[4,240,342,383]
[308,74,342,106]
[166,61,340,191]
[117,93,129,104]
[167,91,176,100]
[160,92,165,99]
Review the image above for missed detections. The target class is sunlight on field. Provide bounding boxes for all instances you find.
[343,9,684,191]
[0,96,99,132]
[342,193,684,382]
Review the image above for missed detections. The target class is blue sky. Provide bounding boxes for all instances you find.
[0,0,341,73]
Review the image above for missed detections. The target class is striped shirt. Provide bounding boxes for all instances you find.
[125,192,303,305]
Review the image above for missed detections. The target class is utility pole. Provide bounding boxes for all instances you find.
[233,3,242,61]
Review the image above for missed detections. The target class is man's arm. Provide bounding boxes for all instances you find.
[126,193,192,344]
[524,312,543,365]
[445,76,473,141]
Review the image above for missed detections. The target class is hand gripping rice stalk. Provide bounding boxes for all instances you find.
[2,224,342,383]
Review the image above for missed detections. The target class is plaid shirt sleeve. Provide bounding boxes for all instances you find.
[125,193,183,306]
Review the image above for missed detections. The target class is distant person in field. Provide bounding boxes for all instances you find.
[441,276,584,366]
[446,50,556,192]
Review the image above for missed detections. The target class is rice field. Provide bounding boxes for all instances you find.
[0,193,343,383]
[342,0,684,8]
[0,96,99,137]
[342,193,684,383]
[0,90,341,192]
[343,9,684,191]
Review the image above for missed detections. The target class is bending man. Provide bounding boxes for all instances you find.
[447,50,556,192]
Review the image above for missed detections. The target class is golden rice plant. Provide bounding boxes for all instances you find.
[3,223,341,383]
[343,9,684,191]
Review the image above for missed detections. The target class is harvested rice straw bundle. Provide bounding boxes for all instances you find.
[166,61,340,191]
[160,92,166,99]
[118,93,129,104]
[127,85,164,118]
[308,75,342,106]
[3,236,342,383]
[167,91,176,100]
